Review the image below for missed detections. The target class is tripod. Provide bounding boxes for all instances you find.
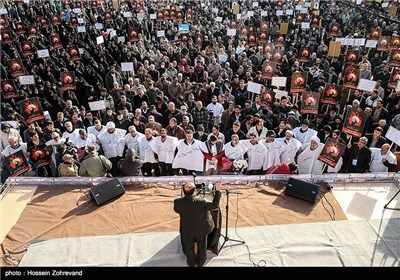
[384,188,400,211]
[218,189,245,254]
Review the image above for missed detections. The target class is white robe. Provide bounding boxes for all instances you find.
[87,125,106,139]
[97,128,127,158]
[297,143,325,175]
[276,137,302,164]
[224,141,248,160]
[369,148,397,172]
[172,139,204,171]
[125,132,145,157]
[242,140,267,170]
[149,136,178,164]
[72,133,96,148]
[262,140,285,170]
[246,126,269,140]
[293,127,318,145]
[62,129,80,143]
[139,137,158,163]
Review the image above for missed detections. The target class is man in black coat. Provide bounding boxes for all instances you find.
[174,179,222,267]
[341,137,372,173]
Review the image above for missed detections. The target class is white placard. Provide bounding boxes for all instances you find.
[77,17,84,24]
[385,126,400,146]
[77,26,86,33]
[216,17,222,22]
[253,2,259,8]
[43,111,51,121]
[247,11,254,17]
[23,0,29,3]
[354,38,366,46]
[247,82,262,94]
[300,7,308,14]
[237,14,241,20]
[150,13,157,20]
[343,38,355,46]
[357,78,377,92]
[356,0,362,4]
[106,28,114,34]
[301,22,310,29]
[212,8,219,14]
[305,2,311,7]
[276,10,283,16]
[382,2,389,8]
[37,49,49,58]
[0,8,8,15]
[396,81,400,92]
[271,77,287,87]
[96,35,104,45]
[286,9,294,15]
[18,75,35,85]
[365,40,378,48]
[118,36,125,43]
[72,8,81,14]
[95,23,103,30]
[137,13,144,21]
[6,121,19,129]
[335,38,345,43]
[109,30,117,38]
[227,29,237,36]
[218,54,227,63]
[274,90,288,99]
[295,5,302,10]
[78,48,84,55]
[157,30,165,37]
[123,12,132,18]
[261,11,268,17]
[121,62,134,72]
[88,100,106,111]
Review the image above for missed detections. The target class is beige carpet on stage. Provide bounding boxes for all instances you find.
[1,182,346,266]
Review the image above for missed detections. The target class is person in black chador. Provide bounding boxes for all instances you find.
[173,178,222,267]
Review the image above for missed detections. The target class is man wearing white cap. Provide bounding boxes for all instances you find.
[97,121,127,176]
[276,130,302,164]
[293,119,318,146]
[296,136,324,175]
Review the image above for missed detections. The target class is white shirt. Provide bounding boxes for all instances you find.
[172,139,204,171]
[224,141,248,160]
[98,128,127,158]
[276,137,302,164]
[297,143,324,174]
[369,148,397,172]
[125,132,145,157]
[242,140,267,170]
[262,140,285,170]
[149,135,178,164]
[87,125,106,139]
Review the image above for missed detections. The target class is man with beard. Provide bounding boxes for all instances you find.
[262,131,285,171]
[150,128,178,176]
[293,119,318,146]
[341,137,372,173]
[139,129,160,177]
[172,130,204,175]
[276,130,302,165]
[296,136,324,175]
[242,133,267,175]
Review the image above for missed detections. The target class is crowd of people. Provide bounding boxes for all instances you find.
[1,0,400,183]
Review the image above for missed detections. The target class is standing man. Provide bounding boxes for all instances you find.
[174,178,222,267]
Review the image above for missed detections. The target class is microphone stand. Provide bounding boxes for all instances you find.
[218,189,245,254]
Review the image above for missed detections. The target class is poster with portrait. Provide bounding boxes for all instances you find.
[1,29,13,43]
[260,89,274,107]
[311,15,320,28]
[15,22,25,34]
[388,68,400,89]
[290,72,308,93]
[260,21,269,31]
[272,49,283,65]
[21,41,34,57]
[230,19,238,29]
[276,33,285,47]
[18,97,45,123]
[261,61,275,79]
[1,79,18,99]
[239,26,248,39]
[298,47,311,63]
[28,144,51,168]
[51,33,63,49]
[295,13,303,25]
[128,28,139,42]
[39,17,49,28]
[247,32,257,47]
[68,46,81,61]
[388,49,400,67]
[377,36,390,51]
[28,26,39,39]
[345,50,359,65]
[61,71,76,91]
[389,36,400,50]
[156,10,164,22]
[329,23,340,37]
[8,58,26,77]
[4,150,30,177]
[370,28,380,40]
[104,12,112,23]
[342,107,367,137]
[321,84,342,105]
[318,138,346,168]
[343,68,360,89]
[300,92,320,115]
[52,14,61,25]
[258,31,268,43]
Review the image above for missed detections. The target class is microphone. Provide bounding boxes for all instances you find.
[192,172,197,177]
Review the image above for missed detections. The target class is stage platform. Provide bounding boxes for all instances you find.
[1,173,399,267]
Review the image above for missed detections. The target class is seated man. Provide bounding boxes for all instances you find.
[173,179,222,267]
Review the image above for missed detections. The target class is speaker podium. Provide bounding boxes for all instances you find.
[90,178,126,206]
[284,177,319,203]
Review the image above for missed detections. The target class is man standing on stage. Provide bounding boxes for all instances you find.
[174,178,222,267]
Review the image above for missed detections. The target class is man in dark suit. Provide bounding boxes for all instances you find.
[174,179,222,267]
[341,137,372,173]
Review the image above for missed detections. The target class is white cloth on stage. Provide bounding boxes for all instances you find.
[297,143,324,175]
[224,141,248,160]
[125,132,145,157]
[139,137,158,163]
[172,139,204,171]
[293,127,318,145]
[276,137,302,164]
[72,133,96,148]
[87,125,106,139]
[98,128,127,158]
[262,140,285,170]
[369,148,397,172]
[241,140,267,170]
[149,136,178,164]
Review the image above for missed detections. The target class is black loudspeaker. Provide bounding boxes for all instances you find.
[90,178,126,206]
[285,177,319,203]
